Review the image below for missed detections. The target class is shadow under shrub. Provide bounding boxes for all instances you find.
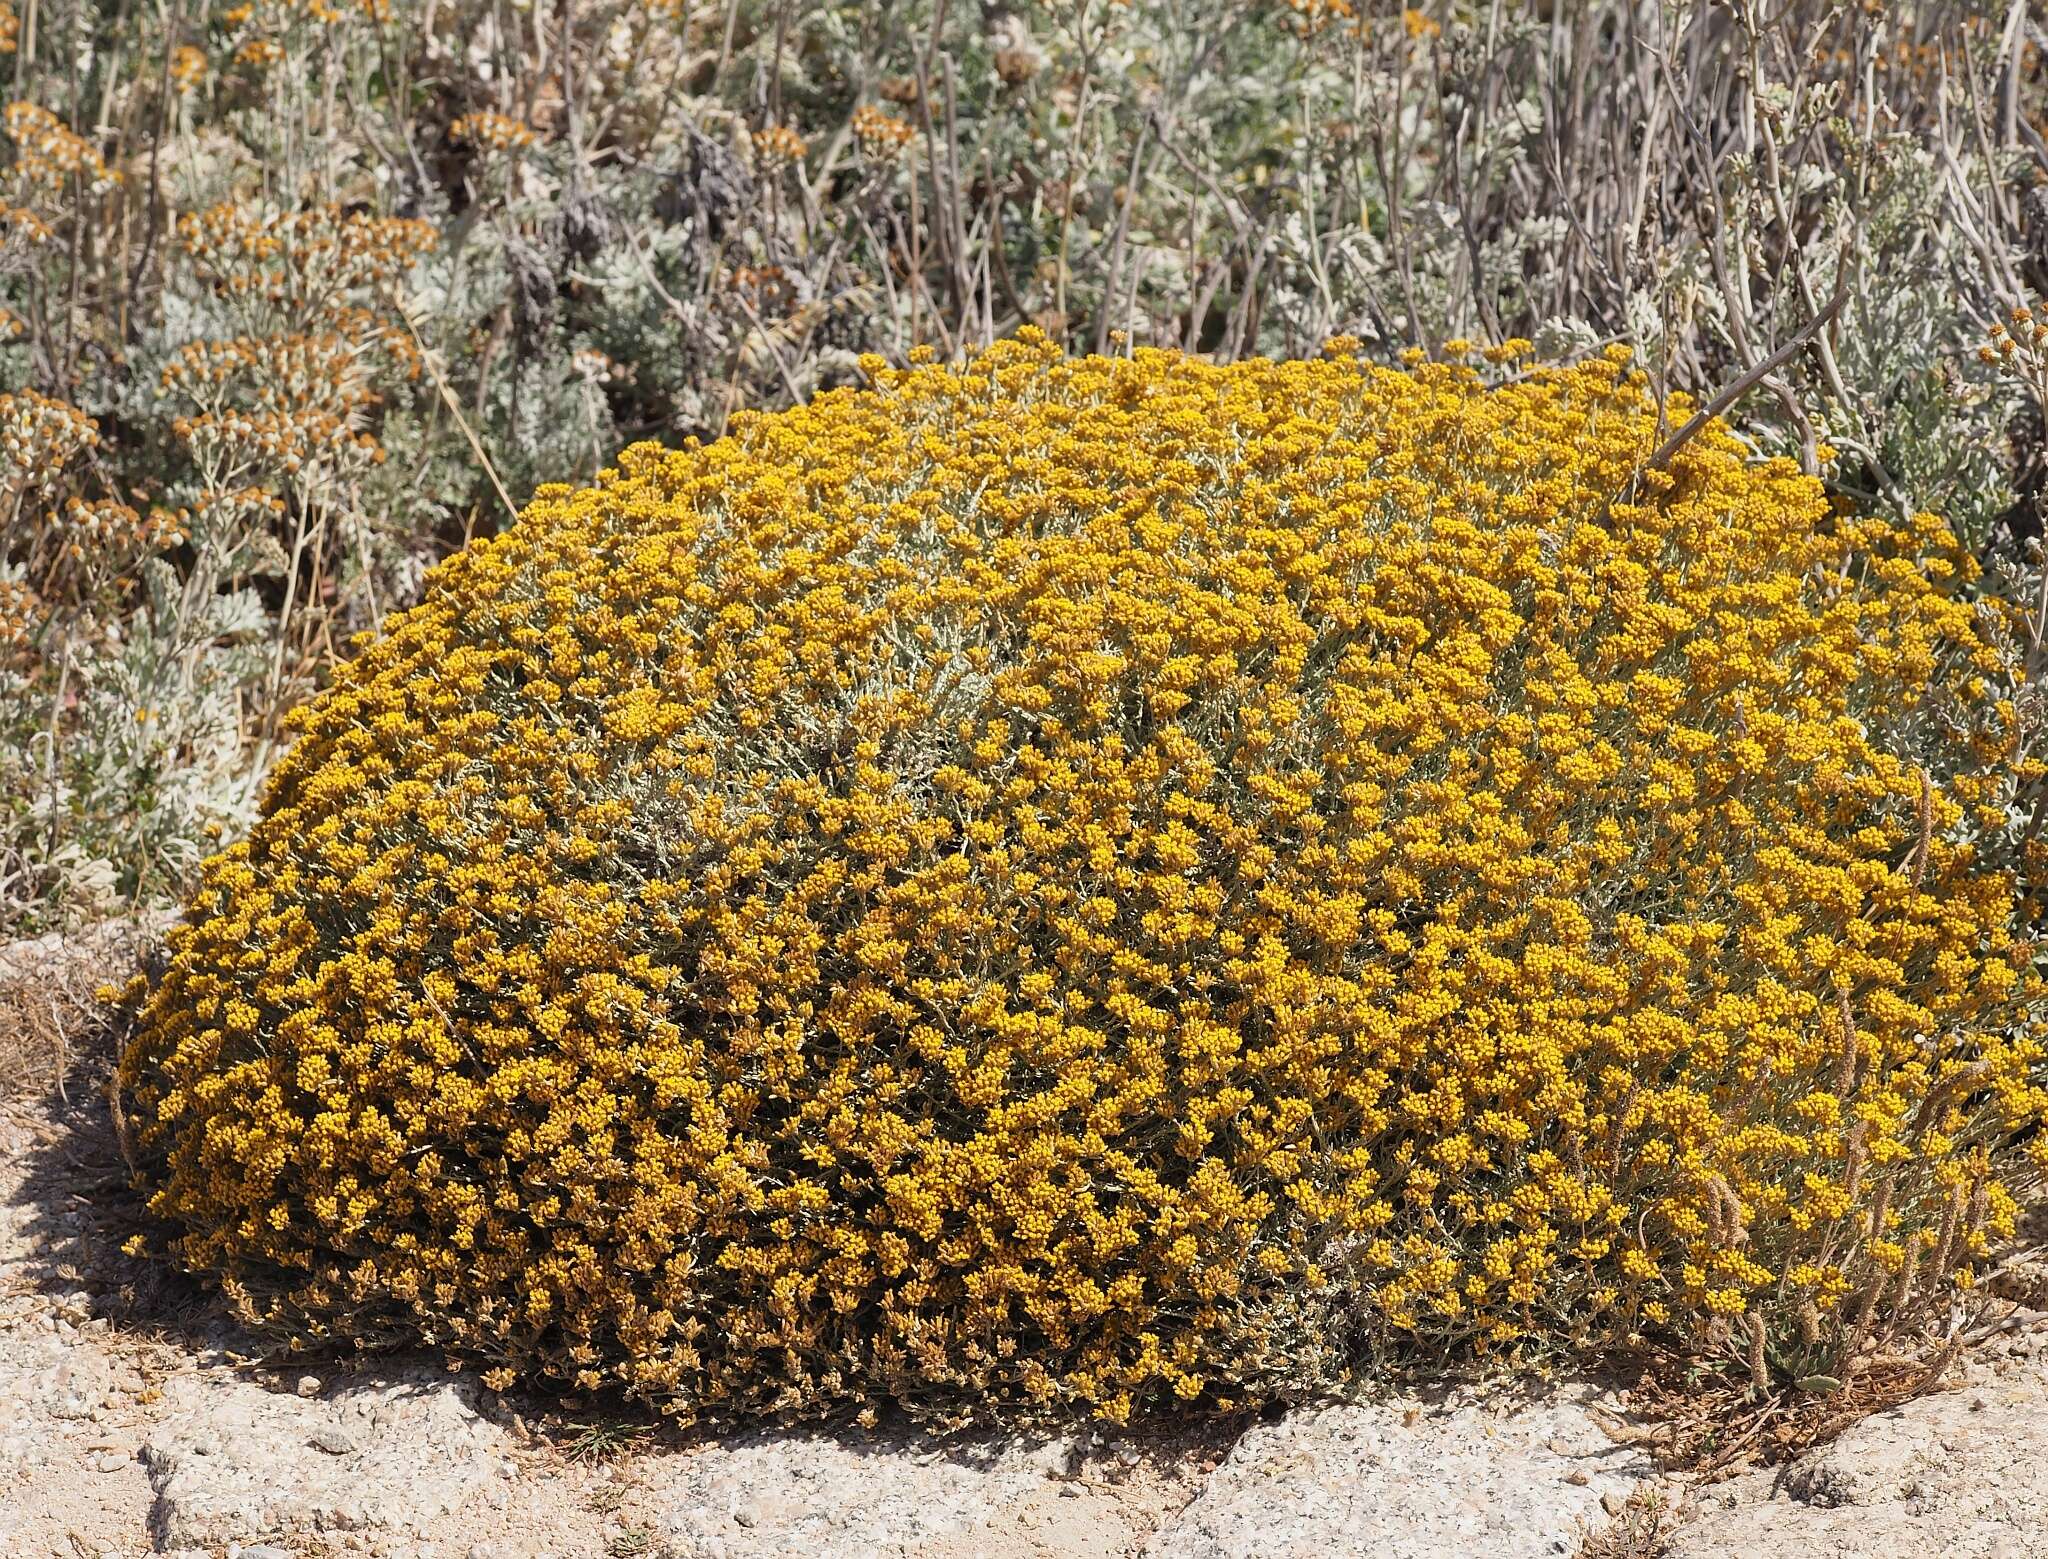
[115,335,2048,1424]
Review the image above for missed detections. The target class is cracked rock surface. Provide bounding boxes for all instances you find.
[138,1374,520,1549]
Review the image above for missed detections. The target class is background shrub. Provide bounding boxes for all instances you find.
[118,338,2048,1423]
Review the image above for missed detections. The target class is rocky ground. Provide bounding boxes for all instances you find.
[4,928,2047,1559]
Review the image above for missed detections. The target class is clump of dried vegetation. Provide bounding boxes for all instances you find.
[1,1,2046,935]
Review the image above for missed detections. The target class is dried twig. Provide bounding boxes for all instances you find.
[1644,282,1851,472]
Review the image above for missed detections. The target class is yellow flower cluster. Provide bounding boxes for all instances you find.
[220,0,391,57]
[164,205,430,510]
[118,334,2048,1423]
[170,44,207,94]
[0,101,116,258]
[1982,303,2048,418]
[450,112,537,155]
[751,125,808,171]
[53,497,185,562]
[2,102,116,194]
[0,387,96,477]
[1274,0,1358,39]
[0,576,37,656]
[851,105,916,159]
[176,203,435,312]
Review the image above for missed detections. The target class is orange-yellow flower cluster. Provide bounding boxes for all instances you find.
[176,203,435,312]
[162,205,431,511]
[0,388,98,490]
[851,105,916,159]
[2,102,115,194]
[0,576,38,656]
[450,112,537,154]
[751,125,808,171]
[118,334,2048,1423]
[170,44,207,94]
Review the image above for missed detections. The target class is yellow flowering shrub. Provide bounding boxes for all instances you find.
[117,333,2048,1423]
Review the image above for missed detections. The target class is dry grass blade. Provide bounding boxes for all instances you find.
[0,931,128,1105]
[0,975,71,1103]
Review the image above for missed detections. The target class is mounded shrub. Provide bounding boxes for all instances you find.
[118,334,2048,1423]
